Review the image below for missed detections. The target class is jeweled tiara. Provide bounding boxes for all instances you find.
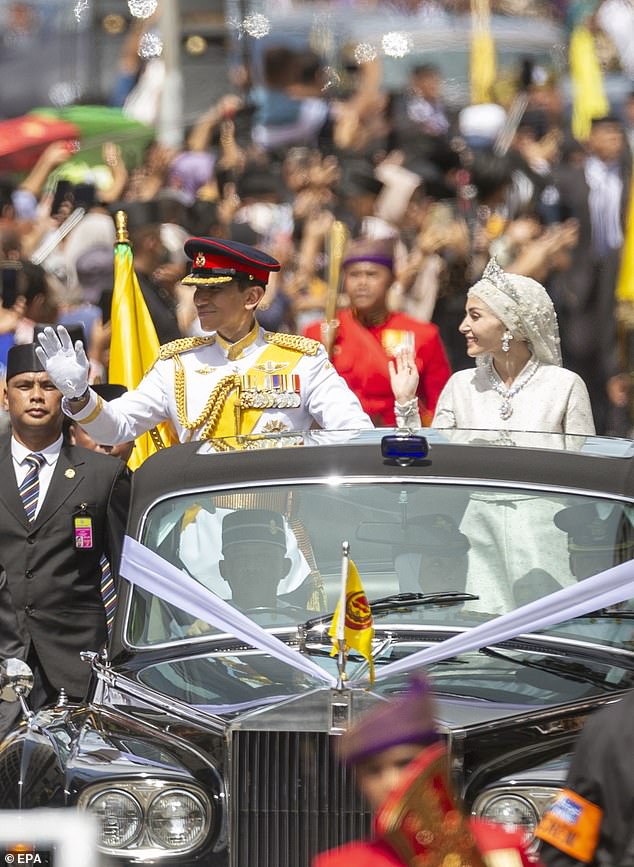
[481,257,520,302]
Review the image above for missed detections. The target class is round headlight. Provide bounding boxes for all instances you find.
[147,788,207,850]
[88,790,143,849]
[479,794,539,838]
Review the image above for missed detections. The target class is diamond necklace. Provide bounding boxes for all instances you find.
[487,358,539,420]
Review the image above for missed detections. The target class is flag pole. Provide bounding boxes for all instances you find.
[336,540,350,690]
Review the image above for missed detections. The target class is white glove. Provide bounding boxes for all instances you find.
[35,325,90,399]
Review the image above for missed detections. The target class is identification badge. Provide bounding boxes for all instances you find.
[73,506,94,549]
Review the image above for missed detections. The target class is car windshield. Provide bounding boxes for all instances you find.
[128,481,634,650]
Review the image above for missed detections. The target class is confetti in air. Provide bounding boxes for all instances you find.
[128,0,158,18]
[381,31,412,58]
[242,12,271,38]
[49,81,81,107]
[73,0,89,23]
[138,31,163,58]
[321,66,342,91]
[354,42,377,64]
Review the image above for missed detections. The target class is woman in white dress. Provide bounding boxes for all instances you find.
[388,258,596,613]
[431,258,595,435]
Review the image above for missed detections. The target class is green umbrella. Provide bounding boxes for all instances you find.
[31,105,155,170]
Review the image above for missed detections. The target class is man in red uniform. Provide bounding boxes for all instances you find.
[313,675,540,867]
[304,238,451,426]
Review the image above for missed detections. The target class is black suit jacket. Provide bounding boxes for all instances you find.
[551,160,629,378]
[0,437,130,697]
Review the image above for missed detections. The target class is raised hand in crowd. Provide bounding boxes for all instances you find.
[100,142,128,204]
[187,93,244,153]
[216,181,241,229]
[217,119,247,173]
[0,296,26,336]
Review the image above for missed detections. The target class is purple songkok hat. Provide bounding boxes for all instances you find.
[342,237,395,272]
[338,674,438,765]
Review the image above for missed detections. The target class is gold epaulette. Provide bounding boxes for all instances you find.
[158,336,215,361]
[264,332,321,356]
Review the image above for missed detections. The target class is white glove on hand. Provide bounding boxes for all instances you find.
[35,325,90,399]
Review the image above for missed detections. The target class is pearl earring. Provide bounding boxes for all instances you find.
[502,330,513,353]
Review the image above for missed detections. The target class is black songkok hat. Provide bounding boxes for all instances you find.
[6,343,44,380]
[222,508,286,551]
[182,236,280,287]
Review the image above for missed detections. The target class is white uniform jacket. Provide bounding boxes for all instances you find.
[65,326,373,445]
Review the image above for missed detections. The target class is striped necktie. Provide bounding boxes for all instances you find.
[19,452,46,522]
[100,555,117,638]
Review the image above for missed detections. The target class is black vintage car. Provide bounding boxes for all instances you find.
[1,429,634,867]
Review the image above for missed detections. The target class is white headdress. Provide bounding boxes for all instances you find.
[468,258,562,366]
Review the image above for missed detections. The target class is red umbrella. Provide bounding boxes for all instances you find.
[0,114,80,173]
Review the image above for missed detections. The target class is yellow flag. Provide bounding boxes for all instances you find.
[569,25,608,142]
[470,0,495,105]
[617,168,634,303]
[109,241,176,470]
[328,559,375,683]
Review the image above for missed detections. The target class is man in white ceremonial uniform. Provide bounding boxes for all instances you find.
[36,237,372,446]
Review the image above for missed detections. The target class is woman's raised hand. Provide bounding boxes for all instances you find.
[388,345,419,406]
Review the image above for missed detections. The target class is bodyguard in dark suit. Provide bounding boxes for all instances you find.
[0,344,130,740]
[551,117,630,435]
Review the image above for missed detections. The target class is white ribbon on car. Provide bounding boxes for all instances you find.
[119,536,336,686]
[365,557,634,684]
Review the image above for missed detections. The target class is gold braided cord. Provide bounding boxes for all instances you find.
[264,331,321,356]
[182,275,234,286]
[200,376,242,440]
[174,355,240,434]
[159,336,214,361]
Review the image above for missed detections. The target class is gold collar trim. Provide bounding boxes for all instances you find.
[216,322,259,361]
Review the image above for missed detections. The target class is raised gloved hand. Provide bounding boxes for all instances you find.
[35,325,90,399]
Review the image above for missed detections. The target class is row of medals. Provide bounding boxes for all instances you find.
[239,373,302,410]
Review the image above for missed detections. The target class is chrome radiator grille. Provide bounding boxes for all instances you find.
[230,730,371,867]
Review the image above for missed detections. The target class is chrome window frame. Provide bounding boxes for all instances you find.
[122,475,634,652]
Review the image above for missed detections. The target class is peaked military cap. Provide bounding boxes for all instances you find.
[338,674,438,765]
[222,508,287,551]
[554,503,634,554]
[6,343,44,380]
[182,236,281,287]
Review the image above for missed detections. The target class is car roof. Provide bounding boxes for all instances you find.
[127,430,634,534]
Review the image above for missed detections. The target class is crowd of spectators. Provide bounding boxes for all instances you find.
[1,26,633,437]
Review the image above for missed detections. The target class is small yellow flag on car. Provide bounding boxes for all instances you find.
[329,558,375,683]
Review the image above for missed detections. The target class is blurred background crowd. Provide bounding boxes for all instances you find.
[2,0,634,437]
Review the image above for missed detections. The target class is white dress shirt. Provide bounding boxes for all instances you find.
[11,435,63,520]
